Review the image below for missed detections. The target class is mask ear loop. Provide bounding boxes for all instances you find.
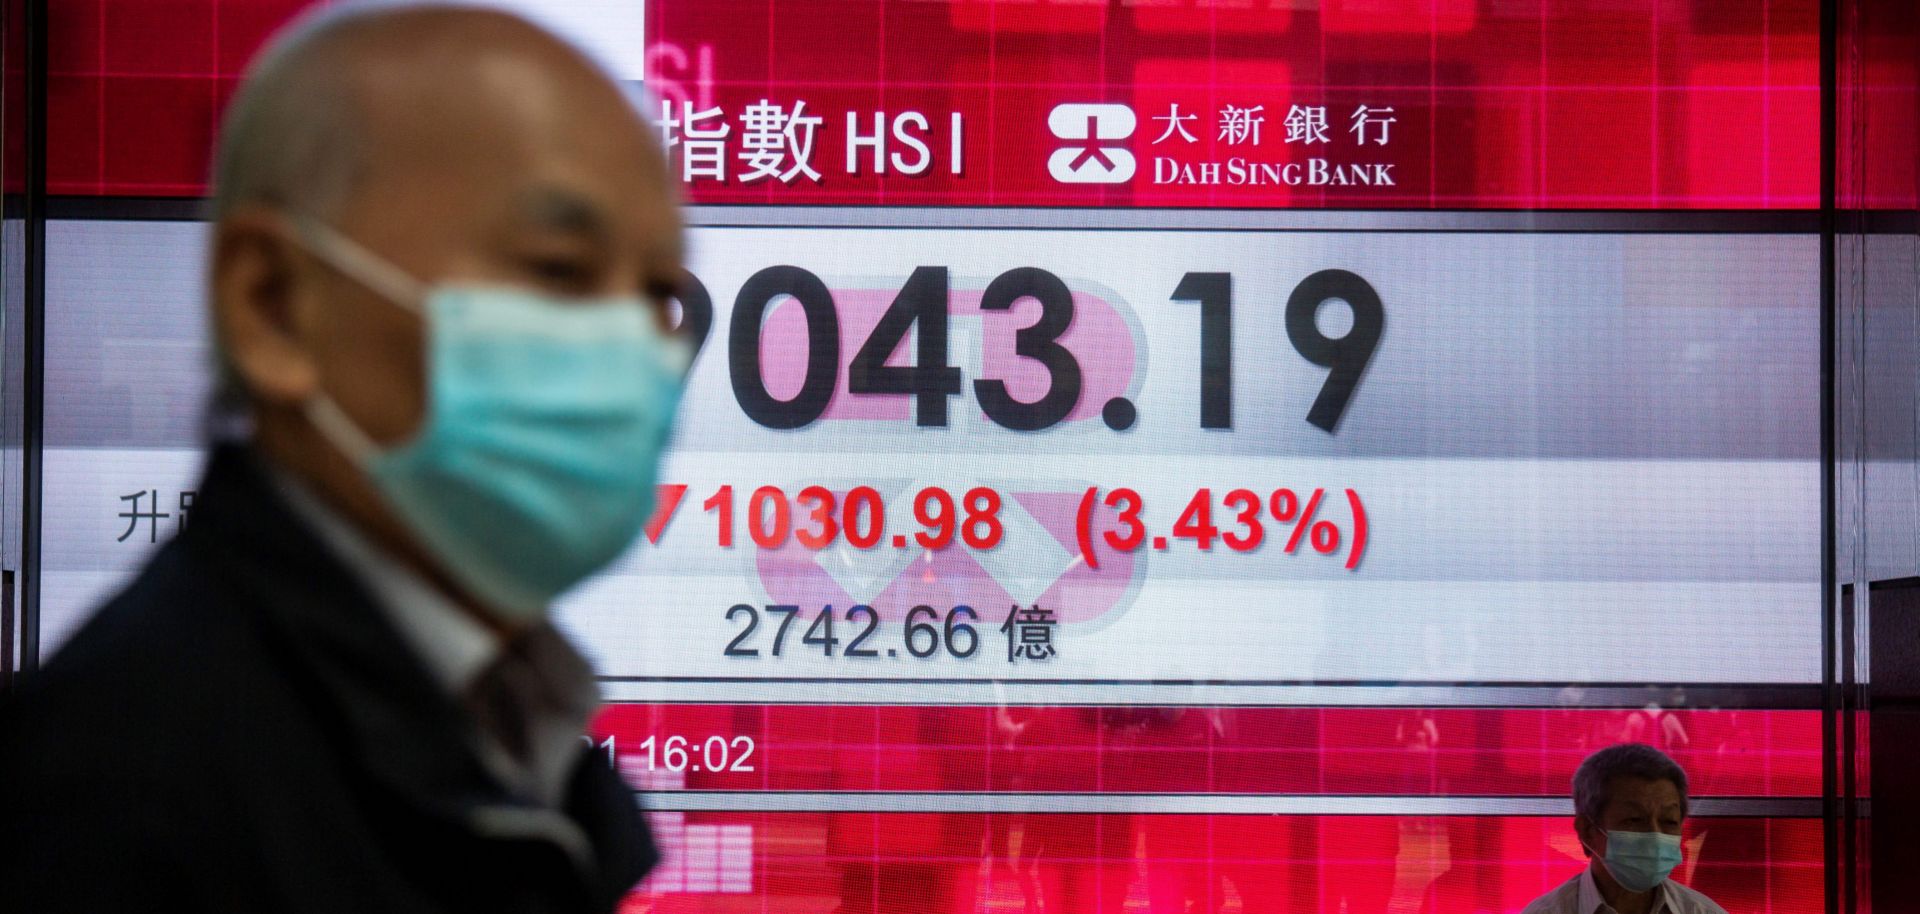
[285,215,430,314]
[306,393,382,464]
[281,214,431,462]
[1575,814,1603,861]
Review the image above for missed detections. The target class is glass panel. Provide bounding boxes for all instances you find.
[36,1,1898,912]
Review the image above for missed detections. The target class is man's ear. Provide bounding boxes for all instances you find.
[212,207,323,408]
[1573,814,1600,858]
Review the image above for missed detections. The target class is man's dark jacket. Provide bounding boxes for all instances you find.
[0,445,657,913]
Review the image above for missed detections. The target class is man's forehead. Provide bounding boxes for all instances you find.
[1605,777,1684,809]
[283,8,677,262]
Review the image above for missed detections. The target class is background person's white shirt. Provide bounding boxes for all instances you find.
[1520,867,1727,914]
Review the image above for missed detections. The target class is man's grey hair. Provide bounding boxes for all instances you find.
[211,1,456,222]
[212,9,383,222]
[202,2,657,436]
[205,3,396,432]
[1573,742,1690,823]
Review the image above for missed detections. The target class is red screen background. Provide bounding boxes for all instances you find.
[42,2,1861,912]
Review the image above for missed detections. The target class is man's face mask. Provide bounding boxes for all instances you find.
[1589,827,1683,894]
[289,218,689,621]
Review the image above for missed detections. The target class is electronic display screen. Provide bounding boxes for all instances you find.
[42,1,1825,911]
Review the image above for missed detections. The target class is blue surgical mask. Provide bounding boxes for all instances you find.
[1597,829,1683,893]
[292,219,689,621]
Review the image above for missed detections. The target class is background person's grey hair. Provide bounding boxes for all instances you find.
[1573,742,1690,825]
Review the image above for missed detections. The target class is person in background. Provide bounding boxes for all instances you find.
[0,4,689,912]
[1521,743,1727,914]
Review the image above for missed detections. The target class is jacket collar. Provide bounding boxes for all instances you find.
[264,464,502,699]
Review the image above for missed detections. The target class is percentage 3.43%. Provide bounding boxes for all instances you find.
[1073,486,1369,570]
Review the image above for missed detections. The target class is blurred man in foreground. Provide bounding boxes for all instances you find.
[0,5,687,911]
[1521,743,1727,914]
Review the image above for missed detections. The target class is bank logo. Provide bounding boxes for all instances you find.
[1047,104,1136,183]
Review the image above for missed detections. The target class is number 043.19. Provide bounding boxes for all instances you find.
[669,265,1382,433]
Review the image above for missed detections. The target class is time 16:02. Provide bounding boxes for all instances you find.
[587,734,758,773]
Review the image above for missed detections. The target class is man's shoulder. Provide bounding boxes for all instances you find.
[1517,873,1581,914]
[0,532,368,881]
[1667,879,1729,914]
[2,537,297,780]
[22,539,251,702]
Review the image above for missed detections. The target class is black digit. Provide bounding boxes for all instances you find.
[1172,272,1232,429]
[905,605,941,658]
[730,266,840,429]
[671,272,714,362]
[766,604,801,656]
[1285,269,1384,433]
[974,267,1082,431]
[849,266,962,426]
[724,604,760,656]
[845,605,880,657]
[802,607,839,656]
[945,606,979,658]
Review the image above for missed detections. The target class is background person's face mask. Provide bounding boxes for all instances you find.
[290,219,689,621]
[1590,828,1683,893]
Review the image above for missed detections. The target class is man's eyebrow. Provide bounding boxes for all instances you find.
[518,188,611,240]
